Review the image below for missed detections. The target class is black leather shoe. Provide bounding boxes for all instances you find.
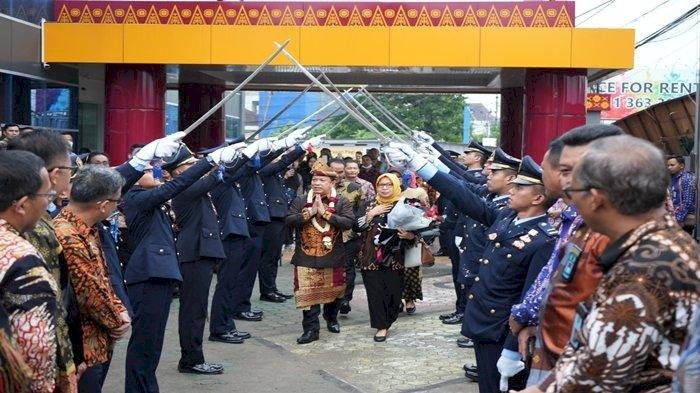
[233,312,262,321]
[439,311,456,320]
[251,309,264,316]
[209,332,244,344]
[326,320,340,333]
[296,331,319,344]
[260,292,286,303]
[442,313,463,325]
[228,329,251,340]
[457,337,474,348]
[338,300,351,315]
[373,334,387,342]
[178,362,224,374]
[406,305,416,315]
[464,363,478,382]
[275,291,294,299]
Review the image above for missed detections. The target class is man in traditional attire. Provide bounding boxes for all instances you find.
[285,161,355,344]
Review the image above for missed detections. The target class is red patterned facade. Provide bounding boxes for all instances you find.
[54,1,575,27]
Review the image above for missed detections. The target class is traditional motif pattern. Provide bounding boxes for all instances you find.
[53,209,126,367]
[54,1,574,27]
[0,219,59,393]
[541,215,700,392]
[293,265,346,310]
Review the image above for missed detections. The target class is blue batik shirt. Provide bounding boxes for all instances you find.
[510,201,582,326]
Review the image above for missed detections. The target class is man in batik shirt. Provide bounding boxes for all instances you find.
[517,136,700,393]
[0,150,61,392]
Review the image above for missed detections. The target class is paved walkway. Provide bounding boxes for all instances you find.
[103,251,478,393]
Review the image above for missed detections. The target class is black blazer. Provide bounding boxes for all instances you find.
[261,145,305,220]
[172,172,227,263]
[210,157,251,240]
[122,158,214,284]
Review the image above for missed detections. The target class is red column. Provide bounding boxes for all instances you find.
[179,82,226,152]
[523,69,587,162]
[105,65,165,162]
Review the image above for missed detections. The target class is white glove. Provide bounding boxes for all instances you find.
[242,138,273,159]
[273,126,311,150]
[417,142,440,157]
[209,144,241,165]
[413,130,435,145]
[497,354,525,392]
[382,146,411,170]
[130,131,186,169]
[386,142,428,171]
[301,135,324,150]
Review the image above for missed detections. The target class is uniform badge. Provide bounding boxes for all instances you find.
[513,240,525,249]
[488,233,497,241]
[528,229,538,237]
[519,235,531,243]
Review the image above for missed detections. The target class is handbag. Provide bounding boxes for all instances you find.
[404,243,422,268]
[419,239,435,267]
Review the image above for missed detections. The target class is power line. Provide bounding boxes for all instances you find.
[576,0,614,20]
[578,0,616,25]
[635,4,700,48]
[622,0,671,26]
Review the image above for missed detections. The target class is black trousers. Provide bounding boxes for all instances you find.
[258,219,285,295]
[474,339,529,393]
[361,268,404,330]
[178,258,216,367]
[445,229,466,313]
[125,278,174,393]
[232,224,264,313]
[302,300,339,333]
[78,356,111,393]
[210,237,245,335]
[343,238,361,302]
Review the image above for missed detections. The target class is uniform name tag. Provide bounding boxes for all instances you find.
[560,243,582,282]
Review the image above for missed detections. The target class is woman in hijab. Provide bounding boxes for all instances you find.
[355,173,414,342]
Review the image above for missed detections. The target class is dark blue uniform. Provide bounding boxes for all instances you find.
[427,171,554,393]
[258,145,305,296]
[172,169,227,368]
[122,158,214,393]
[209,158,251,336]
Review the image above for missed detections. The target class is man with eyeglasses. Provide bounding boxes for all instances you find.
[53,165,132,392]
[0,150,62,392]
[503,125,622,389]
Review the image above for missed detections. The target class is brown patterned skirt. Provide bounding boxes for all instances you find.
[402,266,423,301]
[293,266,346,310]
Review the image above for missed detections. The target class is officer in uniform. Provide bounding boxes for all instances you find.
[384,145,555,393]
[167,146,231,374]
[258,134,321,303]
[122,142,240,392]
[208,140,264,343]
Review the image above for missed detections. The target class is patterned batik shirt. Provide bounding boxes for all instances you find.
[0,219,59,393]
[54,209,126,367]
[22,214,76,392]
[670,171,696,223]
[510,202,581,326]
[541,215,700,393]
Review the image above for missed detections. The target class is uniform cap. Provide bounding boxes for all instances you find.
[511,155,543,185]
[489,148,521,171]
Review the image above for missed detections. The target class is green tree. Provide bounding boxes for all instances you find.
[313,93,464,142]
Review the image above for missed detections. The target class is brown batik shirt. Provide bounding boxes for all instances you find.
[54,209,126,367]
[541,215,700,392]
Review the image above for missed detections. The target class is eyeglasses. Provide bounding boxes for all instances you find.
[50,165,78,174]
[562,186,593,199]
[30,190,58,202]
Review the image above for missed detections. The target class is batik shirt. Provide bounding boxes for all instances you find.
[541,215,700,392]
[22,214,76,392]
[0,219,58,393]
[510,202,581,326]
[54,209,126,367]
[670,171,696,223]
